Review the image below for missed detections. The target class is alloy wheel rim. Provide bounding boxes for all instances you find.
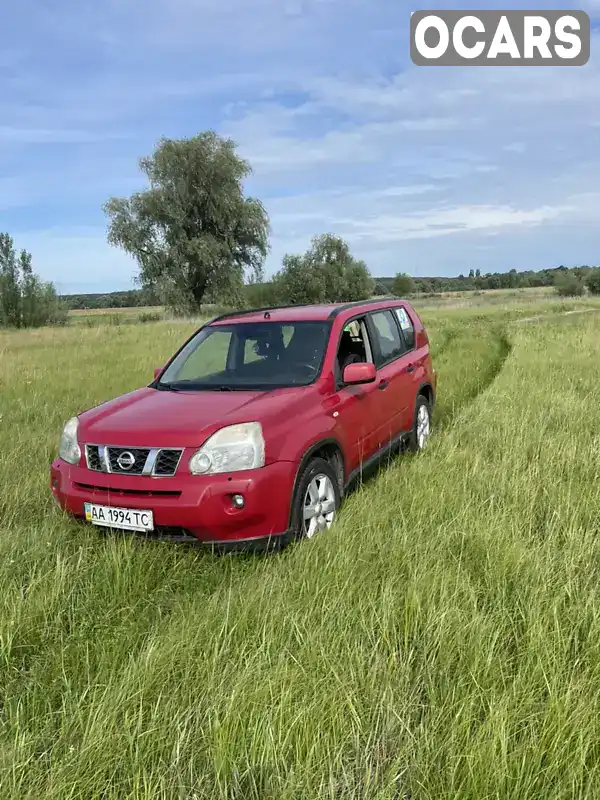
[417,404,430,450]
[303,474,336,538]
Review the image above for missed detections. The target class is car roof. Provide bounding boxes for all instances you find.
[208,298,407,326]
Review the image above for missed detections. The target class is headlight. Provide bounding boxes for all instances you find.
[189,422,265,475]
[59,416,81,465]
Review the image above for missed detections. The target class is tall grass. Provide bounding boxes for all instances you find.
[1,306,600,797]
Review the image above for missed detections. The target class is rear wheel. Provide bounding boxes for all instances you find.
[290,457,341,540]
[408,394,432,452]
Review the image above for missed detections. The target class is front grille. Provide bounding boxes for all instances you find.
[107,447,150,475]
[85,445,184,477]
[154,449,183,476]
[86,445,103,472]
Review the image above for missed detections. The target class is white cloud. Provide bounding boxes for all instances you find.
[269,192,574,251]
[343,204,570,243]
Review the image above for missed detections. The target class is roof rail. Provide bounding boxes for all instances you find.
[327,296,402,319]
[206,302,324,325]
[203,296,403,326]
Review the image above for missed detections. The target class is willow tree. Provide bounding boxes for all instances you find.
[104,131,270,314]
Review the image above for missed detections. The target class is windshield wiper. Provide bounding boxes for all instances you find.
[156,382,182,392]
[157,381,234,392]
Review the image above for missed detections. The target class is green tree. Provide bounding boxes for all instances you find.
[272,253,326,305]
[554,272,585,297]
[392,272,416,296]
[103,131,270,315]
[274,234,373,305]
[0,233,65,328]
[585,269,600,295]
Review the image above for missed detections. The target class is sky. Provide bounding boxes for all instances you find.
[2,0,600,294]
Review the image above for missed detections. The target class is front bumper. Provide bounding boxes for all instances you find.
[50,457,296,546]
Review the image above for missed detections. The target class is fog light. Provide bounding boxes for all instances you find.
[231,494,245,509]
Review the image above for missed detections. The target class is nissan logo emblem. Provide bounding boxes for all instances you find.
[117,451,136,471]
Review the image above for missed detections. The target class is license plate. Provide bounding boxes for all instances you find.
[84,503,154,532]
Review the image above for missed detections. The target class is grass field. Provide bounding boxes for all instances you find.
[2,296,600,798]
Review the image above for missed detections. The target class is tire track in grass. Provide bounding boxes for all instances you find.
[340,318,512,503]
[432,322,512,430]
[430,308,600,431]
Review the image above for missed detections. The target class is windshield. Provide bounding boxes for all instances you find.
[157,320,331,390]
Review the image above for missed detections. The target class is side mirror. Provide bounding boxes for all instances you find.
[154,366,163,381]
[343,362,376,385]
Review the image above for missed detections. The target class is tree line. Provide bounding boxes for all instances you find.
[62,263,600,311]
[2,128,600,327]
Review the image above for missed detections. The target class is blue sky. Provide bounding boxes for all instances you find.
[2,0,600,293]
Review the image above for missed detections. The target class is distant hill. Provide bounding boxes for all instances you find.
[61,265,597,310]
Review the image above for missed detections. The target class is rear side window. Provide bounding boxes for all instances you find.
[370,310,405,365]
[394,306,415,350]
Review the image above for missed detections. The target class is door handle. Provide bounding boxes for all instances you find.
[378,379,389,390]
[406,364,415,373]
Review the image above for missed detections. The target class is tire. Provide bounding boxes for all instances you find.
[407,394,432,453]
[290,457,341,540]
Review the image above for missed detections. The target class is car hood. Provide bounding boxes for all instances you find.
[78,385,308,448]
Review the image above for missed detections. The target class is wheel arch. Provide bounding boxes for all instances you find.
[417,381,435,408]
[288,437,346,526]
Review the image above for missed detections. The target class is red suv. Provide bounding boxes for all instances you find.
[51,298,436,551]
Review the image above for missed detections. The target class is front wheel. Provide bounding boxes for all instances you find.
[408,394,432,452]
[290,457,341,540]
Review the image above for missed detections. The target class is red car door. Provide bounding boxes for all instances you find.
[366,308,415,445]
[322,318,385,477]
[324,376,385,477]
